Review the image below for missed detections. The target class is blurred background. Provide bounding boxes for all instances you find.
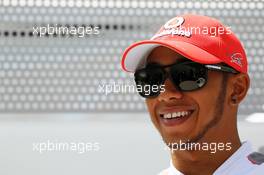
[0,0,263,174]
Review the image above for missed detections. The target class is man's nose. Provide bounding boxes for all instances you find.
[157,79,183,103]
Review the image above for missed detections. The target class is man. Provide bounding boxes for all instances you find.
[121,14,264,175]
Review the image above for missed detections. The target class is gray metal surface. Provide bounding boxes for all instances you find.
[0,0,263,114]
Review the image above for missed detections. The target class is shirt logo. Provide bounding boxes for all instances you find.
[231,53,243,67]
[247,152,264,165]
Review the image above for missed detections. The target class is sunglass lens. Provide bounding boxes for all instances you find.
[134,65,165,97]
[170,63,207,91]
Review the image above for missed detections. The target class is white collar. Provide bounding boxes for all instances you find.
[213,141,252,175]
[168,141,253,175]
[168,160,184,175]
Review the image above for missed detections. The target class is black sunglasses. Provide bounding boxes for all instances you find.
[134,61,238,98]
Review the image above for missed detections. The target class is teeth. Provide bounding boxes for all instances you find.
[164,113,172,119]
[162,111,191,119]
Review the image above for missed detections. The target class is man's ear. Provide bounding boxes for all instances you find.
[228,73,250,106]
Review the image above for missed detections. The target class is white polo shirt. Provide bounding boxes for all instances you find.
[159,142,264,175]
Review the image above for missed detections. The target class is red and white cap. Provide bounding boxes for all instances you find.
[121,14,248,73]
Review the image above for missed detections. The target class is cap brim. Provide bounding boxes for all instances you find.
[121,40,223,72]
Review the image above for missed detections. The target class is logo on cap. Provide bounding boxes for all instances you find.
[231,53,243,67]
[164,17,185,29]
[151,16,191,40]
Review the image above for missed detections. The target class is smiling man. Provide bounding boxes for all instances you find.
[121,14,264,175]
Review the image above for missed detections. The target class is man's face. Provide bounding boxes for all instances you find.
[145,46,228,145]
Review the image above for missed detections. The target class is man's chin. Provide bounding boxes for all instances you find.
[161,129,194,143]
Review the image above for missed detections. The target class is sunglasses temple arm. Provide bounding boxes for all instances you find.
[205,65,239,74]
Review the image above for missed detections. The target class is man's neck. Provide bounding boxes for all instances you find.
[171,139,242,175]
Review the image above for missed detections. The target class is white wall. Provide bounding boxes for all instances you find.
[0,114,263,175]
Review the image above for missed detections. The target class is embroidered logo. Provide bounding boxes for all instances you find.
[164,17,185,29]
[230,53,243,67]
[151,17,191,40]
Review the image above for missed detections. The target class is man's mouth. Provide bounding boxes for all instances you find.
[158,108,195,126]
[160,111,192,119]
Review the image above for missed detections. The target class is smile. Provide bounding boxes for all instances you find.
[161,111,192,119]
[158,108,195,126]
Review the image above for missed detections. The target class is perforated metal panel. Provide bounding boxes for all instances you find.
[0,0,263,114]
